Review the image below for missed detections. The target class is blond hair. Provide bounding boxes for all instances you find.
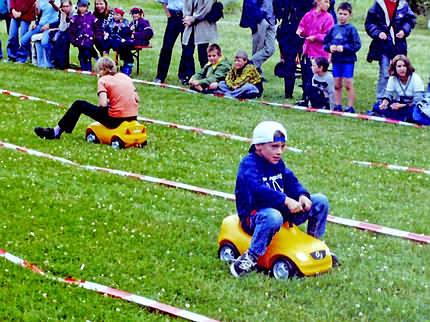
[95,57,117,76]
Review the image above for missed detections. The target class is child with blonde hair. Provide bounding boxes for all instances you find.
[34,57,140,140]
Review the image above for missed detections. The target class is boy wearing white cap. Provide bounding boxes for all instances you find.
[231,121,329,277]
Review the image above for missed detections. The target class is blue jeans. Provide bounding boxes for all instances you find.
[16,24,43,63]
[248,193,329,257]
[7,18,30,60]
[371,101,414,122]
[35,29,53,68]
[376,55,390,100]
[218,81,260,99]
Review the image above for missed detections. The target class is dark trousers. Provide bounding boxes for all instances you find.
[58,100,136,133]
[52,31,70,69]
[300,55,314,101]
[77,47,92,71]
[156,12,191,81]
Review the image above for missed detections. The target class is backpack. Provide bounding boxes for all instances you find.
[205,1,224,23]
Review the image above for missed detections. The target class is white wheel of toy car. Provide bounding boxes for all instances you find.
[218,242,239,263]
[86,131,99,144]
[111,137,124,149]
[271,257,296,280]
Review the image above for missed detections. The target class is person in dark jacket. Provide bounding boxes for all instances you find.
[364,0,415,101]
[68,0,96,71]
[129,7,153,46]
[239,0,275,77]
[93,0,113,56]
[230,121,329,277]
[324,2,361,113]
[273,0,313,98]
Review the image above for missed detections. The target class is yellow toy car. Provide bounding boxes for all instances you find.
[85,120,147,149]
[217,214,338,279]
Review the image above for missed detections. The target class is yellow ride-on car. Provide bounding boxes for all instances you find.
[218,214,338,279]
[85,120,147,149]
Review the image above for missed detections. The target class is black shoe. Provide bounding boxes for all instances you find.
[153,77,162,84]
[296,100,309,107]
[179,77,189,85]
[230,251,258,277]
[34,127,58,139]
[344,106,355,113]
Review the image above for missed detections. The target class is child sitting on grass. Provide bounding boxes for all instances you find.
[34,56,139,140]
[323,2,361,113]
[309,56,335,110]
[231,121,329,277]
[188,44,231,94]
[216,49,263,99]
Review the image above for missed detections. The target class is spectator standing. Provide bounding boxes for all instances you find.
[365,0,416,102]
[182,0,218,81]
[273,0,313,98]
[0,0,11,60]
[6,0,36,62]
[239,0,276,78]
[50,0,74,69]
[68,0,96,71]
[296,0,334,106]
[153,0,190,84]
[323,1,361,113]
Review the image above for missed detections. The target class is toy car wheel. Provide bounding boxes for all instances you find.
[111,137,124,149]
[271,257,296,280]
[86,131,99,144]
[218,242,239,263]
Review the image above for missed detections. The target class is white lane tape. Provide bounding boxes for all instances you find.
[0,248,218,322]
[1,140,429,244]
[352,160,430,176]
[63,69,427,129]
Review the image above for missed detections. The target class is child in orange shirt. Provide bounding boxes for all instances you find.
[34,56,139,139]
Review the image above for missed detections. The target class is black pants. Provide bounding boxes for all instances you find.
[155,11,192,81]
[58,100,136,133]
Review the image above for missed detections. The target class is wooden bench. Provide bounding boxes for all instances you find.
[131,45,152,75]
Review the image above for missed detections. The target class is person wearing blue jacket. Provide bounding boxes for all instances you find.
[365,0,415,102]
[324,2,361,113]
[273,0,313,99]
[230,121,329,277]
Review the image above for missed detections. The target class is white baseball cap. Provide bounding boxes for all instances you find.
[249,121,287,151]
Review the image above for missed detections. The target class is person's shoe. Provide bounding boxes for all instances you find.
[153,77,162,84]
[344,106,355,113]
[230,251,258,277]
[34,127,59,139]
[333,105,343,112]
[296,100,308,107]
[179,77,189,85]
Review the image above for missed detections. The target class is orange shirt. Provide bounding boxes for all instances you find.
[97,73,139,118]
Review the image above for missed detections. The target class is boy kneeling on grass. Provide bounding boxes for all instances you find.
[34,56,139,139]
[231,121,329,277]
[188,44,231,94]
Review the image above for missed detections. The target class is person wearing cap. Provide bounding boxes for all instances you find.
[231,121,329,277]
[216,49,263,99]
[104,7,134,75]
[68,0,96,71]
[129,7,153,47]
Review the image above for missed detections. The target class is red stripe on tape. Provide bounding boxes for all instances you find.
[358,222,383,231]
[107,287,132,298]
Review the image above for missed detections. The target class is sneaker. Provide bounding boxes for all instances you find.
[344,106,355,113]
[34,127,58,139]
[152,77,162,84]
[230,251,258,277]
[333,105,343,112]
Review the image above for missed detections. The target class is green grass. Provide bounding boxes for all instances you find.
[1,0,430,320]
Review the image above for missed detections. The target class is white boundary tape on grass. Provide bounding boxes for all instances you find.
[0,248,219,322]
[0,87,302,153]
[352,160,430,176]
[1,140,429,244]
[64,69,426,129]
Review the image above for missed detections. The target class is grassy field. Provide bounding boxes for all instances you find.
[0,0,430,320]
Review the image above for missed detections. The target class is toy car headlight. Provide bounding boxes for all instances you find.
[296,252,309,262]
[310,250,326,260]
